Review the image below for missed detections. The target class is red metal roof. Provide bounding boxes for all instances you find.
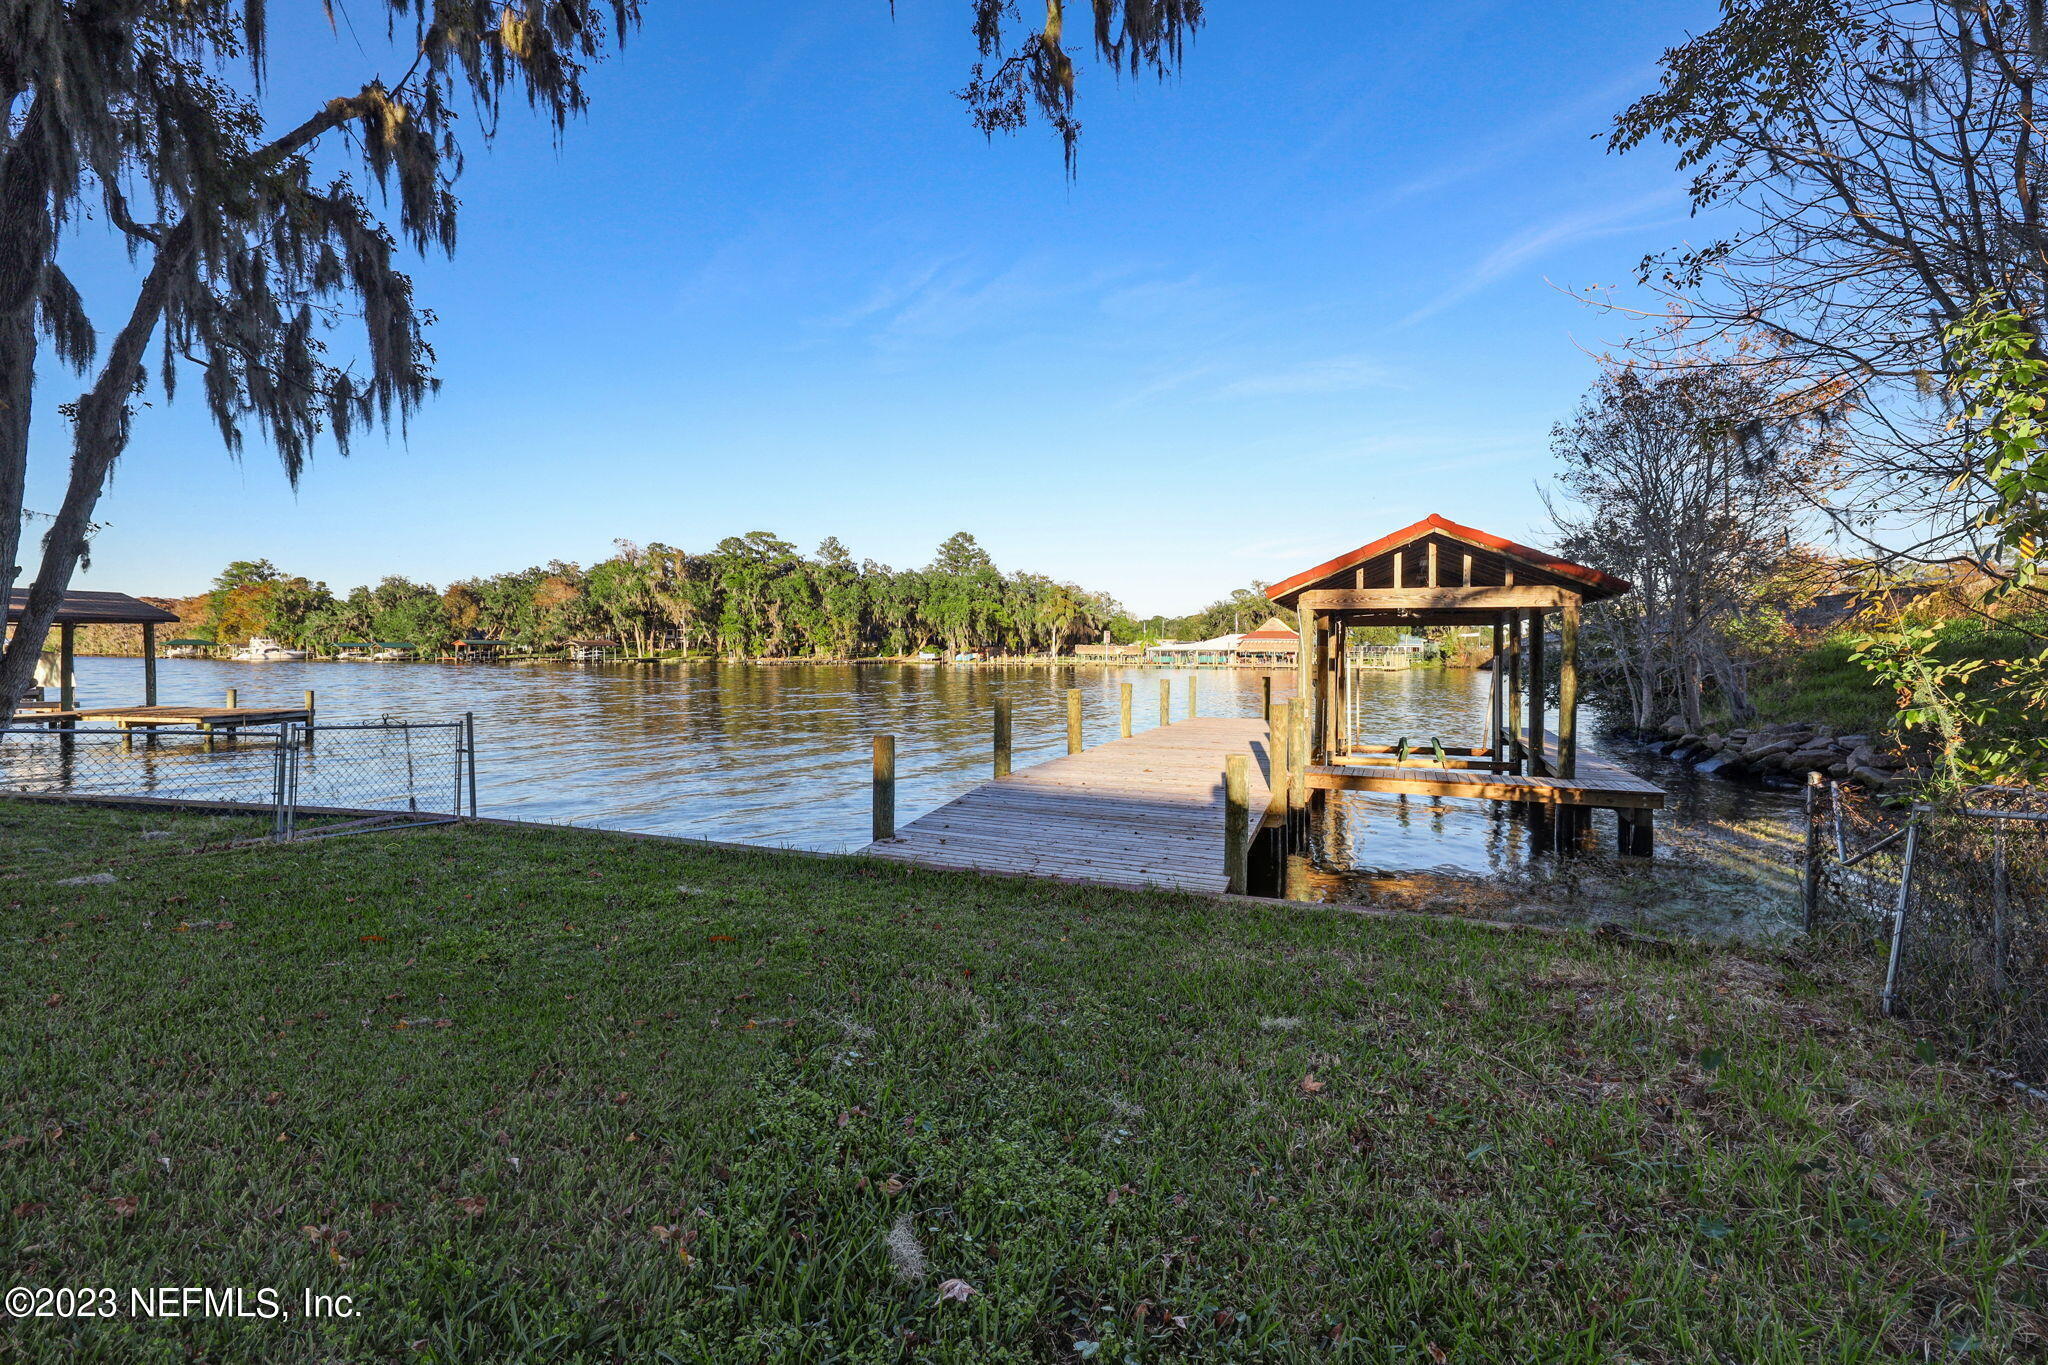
[1240,616,1299,641]
[1266,514,1630,605]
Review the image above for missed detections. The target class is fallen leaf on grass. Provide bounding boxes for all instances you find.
[935,1278,977,1303]
[13,1202,46,1218]
[1427,1343,1449,1364]
[106,1195,139,1217]
[451,1196,487,1217]
[883,1175,906,1195]
[1299,1073,1327,1095]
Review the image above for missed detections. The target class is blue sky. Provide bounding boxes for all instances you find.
[38,1,1720,616]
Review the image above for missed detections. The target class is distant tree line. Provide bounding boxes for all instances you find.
[171,533,1164,659]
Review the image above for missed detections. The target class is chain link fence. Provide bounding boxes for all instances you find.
[0,718,476,874]
[1804,780,2048,1081]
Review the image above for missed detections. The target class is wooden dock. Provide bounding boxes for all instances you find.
[13,704,310,732]
[861,717,1273,892]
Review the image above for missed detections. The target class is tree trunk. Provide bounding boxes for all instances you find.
[0,302,32,623]
[0,221,193,730]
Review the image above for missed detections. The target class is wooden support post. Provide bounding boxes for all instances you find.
[1160,678,1172,727]
[1616,808,1655,857]
[871,735,896,842]
[1224,753,1249,894]
[1506,613,1524,774]
[1296,610,1318,767]
[225,687,238,710]
[1462,553,1473,586]
[142,622,158,705]
[1290,691,1310,816]
[1066,689,1083,755]
[1427,540,1439,587]
[993,699,1012,778]
[1526,611,1545,775]
[59,623,75,710]
[1271,699,1293,825]
[303,689,317,747]
[1490,617,1505,767]
[1558,598,1580,780]
[1324,621,1341,755]
[1119,682,1133,738]
[1261,675,1272,724]
[1187,674,1197,719]
[1392,551,1404,589]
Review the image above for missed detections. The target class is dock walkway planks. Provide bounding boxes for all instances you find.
[861,716,1273,892]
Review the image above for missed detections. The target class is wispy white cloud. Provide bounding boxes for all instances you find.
[1216,355,1400,399]
[1381,68,1658,207]
[1398,186,1685,326]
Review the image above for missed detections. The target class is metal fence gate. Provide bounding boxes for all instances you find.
[1805,781,2048,1080]
[0,716,477,844]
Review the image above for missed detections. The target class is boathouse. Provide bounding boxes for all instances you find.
[6,588,181,708]
[1236,617,1299,663]
[1266,513,1664,854]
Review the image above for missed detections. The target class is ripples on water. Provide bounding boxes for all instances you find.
[61,657,1804,936]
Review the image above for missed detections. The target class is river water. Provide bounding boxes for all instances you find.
[54,657,1805,937]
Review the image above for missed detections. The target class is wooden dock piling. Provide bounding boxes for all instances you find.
[872,735,896,842]
[1271,700,1294,825]
[993,699,1012,778]
[1119,683,1133,738]
[1187,674,1198,719]
[1261,675,1272,723]
[1066,689,1084,755]
[1159,678,1172,727]
[1224,753,1250,893]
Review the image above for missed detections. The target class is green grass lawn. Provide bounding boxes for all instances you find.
[3,803,2044,1363]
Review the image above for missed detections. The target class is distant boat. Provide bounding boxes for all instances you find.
[370,643,416,661]
[162,637,215,659]
[232,636,311,662]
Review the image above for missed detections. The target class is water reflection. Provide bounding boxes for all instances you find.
[60,657,1803,935]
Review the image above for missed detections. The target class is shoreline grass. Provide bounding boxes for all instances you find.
[3,803,2044,1361]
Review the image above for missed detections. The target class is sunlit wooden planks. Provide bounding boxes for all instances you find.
[860,717,1273,891]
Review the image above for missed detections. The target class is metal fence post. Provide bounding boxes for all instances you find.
[270,725,293,841]
[1880,816,1922,1018]
[465,712,479,819]
[1802,771,1823,933]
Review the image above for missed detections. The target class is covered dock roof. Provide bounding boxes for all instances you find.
[1267,513,1629,615]
[6,588,180,626]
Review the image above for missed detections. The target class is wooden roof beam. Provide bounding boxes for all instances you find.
[1297,586,1570,612]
